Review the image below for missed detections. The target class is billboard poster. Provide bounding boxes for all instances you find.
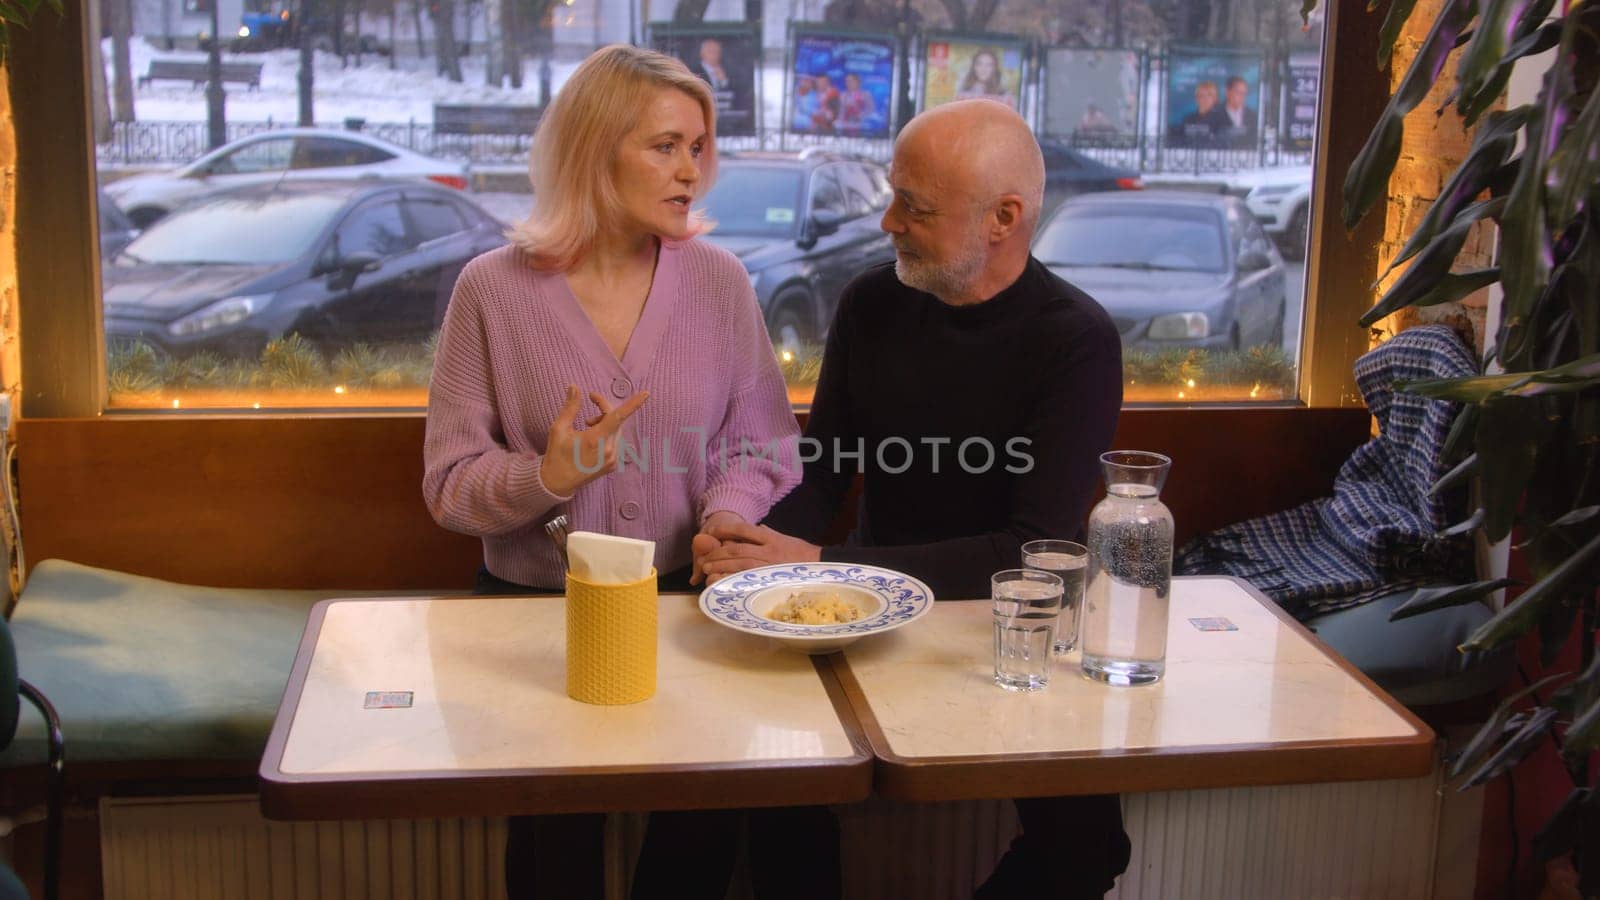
[1284,54,1320,151]
[1165,46,1264,149]
[788,29,896,137]
[1042,48,1141,140]
[921,34,1025,112]
[649,23,760,137]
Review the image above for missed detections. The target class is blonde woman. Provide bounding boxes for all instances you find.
[423,45,813,898]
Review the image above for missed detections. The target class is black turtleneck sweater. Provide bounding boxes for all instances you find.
[762,256,1123,601]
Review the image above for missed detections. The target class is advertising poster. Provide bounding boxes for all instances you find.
[1165,46,1263,149]
[1284,54,1320,151]
[921,34,1025,112]
[1042,48,1141,140]
[788,29,896,137]
[649,23,760,137]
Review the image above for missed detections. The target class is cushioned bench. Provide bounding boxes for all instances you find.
[1305,588,1516,708]
[0,560,387,767]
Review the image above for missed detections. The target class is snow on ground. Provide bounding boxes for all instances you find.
[112,37,583,124]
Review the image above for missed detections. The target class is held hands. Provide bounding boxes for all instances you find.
[538,385,650,497]
[691,521,822,585]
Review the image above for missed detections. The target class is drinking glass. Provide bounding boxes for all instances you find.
[1022,540,1087,654]
[992,569,1064,692]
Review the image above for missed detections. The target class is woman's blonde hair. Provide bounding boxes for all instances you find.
[509,44,718,270]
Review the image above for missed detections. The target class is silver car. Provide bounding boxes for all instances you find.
[1034,191,1288,352]
[103,127,468,228]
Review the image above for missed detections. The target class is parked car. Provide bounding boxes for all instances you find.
[1034,191,1288,351]
[102,128,468,228]
[697,150,896,351]
[1232,165,1312,260]
[103,180,506,357]
[97,189,139,260]
[1037,140,1143,219]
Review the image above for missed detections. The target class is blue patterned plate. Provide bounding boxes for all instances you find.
[699,563,935,654]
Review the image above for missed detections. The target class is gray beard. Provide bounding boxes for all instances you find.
[894,240,987,301]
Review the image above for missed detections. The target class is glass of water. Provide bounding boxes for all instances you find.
[992,569,1064,692]
[1022,540,1087,654]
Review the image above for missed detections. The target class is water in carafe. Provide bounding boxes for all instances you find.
[1081,452,1173,686]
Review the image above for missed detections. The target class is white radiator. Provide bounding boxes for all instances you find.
[99,772,1466,900]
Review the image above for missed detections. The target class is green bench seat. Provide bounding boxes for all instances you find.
[0,560,378,767]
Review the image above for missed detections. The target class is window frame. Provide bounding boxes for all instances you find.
[12,0,1386,418]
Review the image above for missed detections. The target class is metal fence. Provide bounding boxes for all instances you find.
[97,119,1312,174]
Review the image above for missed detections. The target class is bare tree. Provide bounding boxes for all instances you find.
[88,0,111,143]
[434,0,463,81]
[108,0,135,123]
[484,0,503,85]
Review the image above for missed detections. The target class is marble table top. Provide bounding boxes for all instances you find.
[831,577,1435,801]
[260,593,871,819]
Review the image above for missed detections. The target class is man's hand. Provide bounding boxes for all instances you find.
[689,510,746,585]
[696,522,822,581]
[539,385,649,497]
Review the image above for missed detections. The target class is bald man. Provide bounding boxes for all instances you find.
[694,99,1129,899]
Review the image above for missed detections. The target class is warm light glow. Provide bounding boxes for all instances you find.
[172,399,181,409]
[781,350,794,363]
[334,385,347,395]
[253,402,262,409]
[1186,379,1196,388]
[1250,383,1261,398]
[1177,391,1186,399]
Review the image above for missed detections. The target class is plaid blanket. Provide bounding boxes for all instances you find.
[1174,325,1478,619]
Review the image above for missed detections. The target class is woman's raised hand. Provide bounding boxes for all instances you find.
[538,385,650,496]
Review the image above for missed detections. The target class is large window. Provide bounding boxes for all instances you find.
[78,0,1327,411]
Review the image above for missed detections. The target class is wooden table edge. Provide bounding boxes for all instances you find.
[258,596,874,821]
[825,576,1438,802]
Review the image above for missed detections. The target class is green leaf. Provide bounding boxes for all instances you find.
[1438,507,1487,537]
[1498,16,1577,370]
[1301,0,1320,27]
[1343,0,1476,230]
[1358,198,1505,327]
[1378,0,1421,70]
[1545,72,1600,233]
[1402,354,1600,401]
[1458,0,1558,126]
[1442,405,1481,464]
[1389,578,1516,621]
[1462,706,1559,788]
[1454,0,1524,120]
[1451,672,1569,780]
[1477,398,1543,543]
[1504,352,1600,397]
[1378,107,1530,281]
[1551,506,1600,528]
[1462,531,1600,651]
[1430,453,1479,497]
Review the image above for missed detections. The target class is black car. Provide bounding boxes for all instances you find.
[103,180,506,357]
[1038,140,1144,218]
[97,189,138,260]
[1034,191,1288,351]
[698,151,896,351]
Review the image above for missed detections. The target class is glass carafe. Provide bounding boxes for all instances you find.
[1080,451,1174,686]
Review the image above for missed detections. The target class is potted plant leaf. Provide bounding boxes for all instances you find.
[1325,0,1600,890]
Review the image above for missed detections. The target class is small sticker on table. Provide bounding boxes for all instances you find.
[1188,617,1238,632]
[364,691,413,709]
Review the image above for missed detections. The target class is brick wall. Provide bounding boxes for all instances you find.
[1373,0,1496,352]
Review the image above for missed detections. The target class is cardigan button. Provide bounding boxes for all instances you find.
[610,377,631,399]
[619,501,641,520]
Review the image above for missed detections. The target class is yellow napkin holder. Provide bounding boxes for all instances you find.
[565,569,658,705]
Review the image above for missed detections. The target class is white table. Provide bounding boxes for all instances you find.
[259,593,872,819]
[831,577,1435,801]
